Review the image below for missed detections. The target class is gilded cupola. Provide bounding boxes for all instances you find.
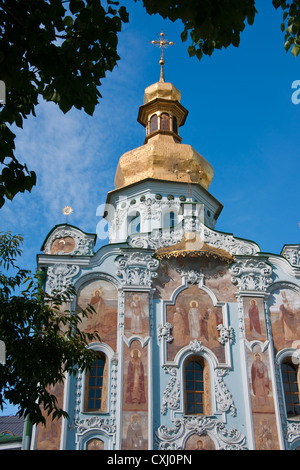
[114,32,214,192]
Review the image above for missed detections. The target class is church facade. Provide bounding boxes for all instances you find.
[30,69,300,450]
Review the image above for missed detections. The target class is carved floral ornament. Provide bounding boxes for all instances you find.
[115,251,159,287]
[46,263,80,294]
[129,217,260,256]
[156,416,246,450]
[230,257,273,292]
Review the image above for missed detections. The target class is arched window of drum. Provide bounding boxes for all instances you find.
[184,357,205,415]
[128,212,140,234]
[84,352,108,412]
[150,114,158,133]
[172,116,178,134]
[160,113,170,131]
[281,359,300,417]
[163,211,176,228]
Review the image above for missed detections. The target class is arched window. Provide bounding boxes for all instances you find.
[172,116,178,134]
[163,211,176,229]
[84,352,108,412]
[160,113,170,131]
[150,114,158,133]
[281,359,300,417]
[184,357,205,415]
[128,212,141,234]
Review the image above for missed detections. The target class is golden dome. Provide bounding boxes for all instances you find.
[143,81,181,104]
[114,79,214,191]
[114,133,214,190]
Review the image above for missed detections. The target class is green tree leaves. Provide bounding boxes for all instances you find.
[1,1,300,208]
[0,0,129,207]
[0,232,100,425]
[139,0,257,58]
[273,0,300,57]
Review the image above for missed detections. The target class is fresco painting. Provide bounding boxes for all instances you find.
[167,285,224,363]
[253,414,279,450]
[243,297,266,341]
[269,288,300,352]
[247,346,280,450]
[124,292,149,337]
[86,438,105,450]
[122,412,148,450]
[122,340,148,450]
[153,258,237,303]
[185,433,216,450]
[35,382,64,450]
[50,236,75,254]
[76,279,118,350]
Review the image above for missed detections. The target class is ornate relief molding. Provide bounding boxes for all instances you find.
[161,367,180,416]
[70,354,118,440]
[230,258,272,292]
[72,416,116,436]
[215,369,236,417]
[217,324,234,345]
[129,221,260,257]
[43,227,94,256]
[115,252,159,287]
[129,230,183,250]
[158,323,173,343]
[287,421,300,444]
[181,270,204,285]
[156,416,246,450]
[46,263,79,294]
[203,227,260,256]
[281,245,300,267]
[188,340,204,353]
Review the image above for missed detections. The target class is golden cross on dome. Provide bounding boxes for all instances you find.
[151,31,175,82]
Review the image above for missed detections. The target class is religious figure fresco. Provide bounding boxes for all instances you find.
[251,352,270,407]
[125,348,146,405]
[35,382,64,450]
[124,292,149,337]
[86,438,104,450]
[188,300,202,339]
[76,279,118,350]
[166,285,224,363]
[123,341,148,412]
[172,307,185,347]
[50,236,75,254]
[246,346,280,449]
[153,258,237,303]
[269,288,300,351]
[185,433,215,450]
[243,297,266,341]
[122,341,148,449]
[253,415,279,450]
[122,412,147,450]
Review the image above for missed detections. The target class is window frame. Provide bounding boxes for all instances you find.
[84,352,109,413]
[184,355,206,416]
[281,357,300,419]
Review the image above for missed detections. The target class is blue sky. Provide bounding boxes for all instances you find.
[1,0,300,414]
